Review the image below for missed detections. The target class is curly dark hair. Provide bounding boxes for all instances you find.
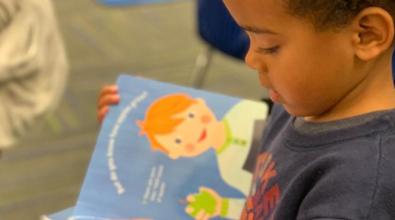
[286,0,395,30]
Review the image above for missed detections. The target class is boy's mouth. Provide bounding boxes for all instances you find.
[258,73,280,102]
[198,129,207,142]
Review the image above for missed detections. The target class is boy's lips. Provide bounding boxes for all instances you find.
[258,73,280,102]
[198,129,207,142]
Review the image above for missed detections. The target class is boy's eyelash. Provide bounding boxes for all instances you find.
[256,46,280,54]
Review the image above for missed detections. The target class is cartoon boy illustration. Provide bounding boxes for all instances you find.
[137,93,268,219]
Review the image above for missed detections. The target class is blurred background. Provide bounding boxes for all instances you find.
[0,0,266,219]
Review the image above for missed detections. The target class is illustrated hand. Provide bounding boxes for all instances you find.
[185,187,228,220]
[97,85,120,123]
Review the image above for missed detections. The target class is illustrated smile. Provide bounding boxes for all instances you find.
[198,129,207,142]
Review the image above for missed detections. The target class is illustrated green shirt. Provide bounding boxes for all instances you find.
[215,100,268,218]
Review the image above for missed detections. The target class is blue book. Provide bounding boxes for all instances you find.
[40,207,75,220]
[73,74,269,220]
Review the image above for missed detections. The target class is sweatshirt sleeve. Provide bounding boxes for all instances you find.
[0,0,68,148]
[0,1,19,31]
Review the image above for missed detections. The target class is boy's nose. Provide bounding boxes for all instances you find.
[244,45,260,70]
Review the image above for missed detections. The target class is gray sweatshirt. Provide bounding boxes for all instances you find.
[243,104,395,219]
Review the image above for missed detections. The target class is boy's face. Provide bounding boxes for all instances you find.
[155,98,218,159]
[224,0,362,118]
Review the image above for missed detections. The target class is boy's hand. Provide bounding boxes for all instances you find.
[97,85,120,123]
[185,187,228,220]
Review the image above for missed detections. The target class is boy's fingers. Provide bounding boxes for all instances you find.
[201,213,210,220]
[187,195,195,202]
[185,206,194,214]
[97,94,120,109]
[98,85,118,103]
[97,106,109,123]
[99,85,118,97]
[96,85,119,123]
[195,210,206,220]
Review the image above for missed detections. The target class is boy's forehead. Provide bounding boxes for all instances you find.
[223,0,293,33]
[223,0,279,13]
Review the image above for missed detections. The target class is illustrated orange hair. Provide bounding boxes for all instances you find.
[136,93,196,153]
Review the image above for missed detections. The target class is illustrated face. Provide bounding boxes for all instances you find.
[224,0,361,118]
[155,98,219,159]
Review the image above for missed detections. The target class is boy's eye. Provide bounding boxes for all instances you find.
[257,46,280,55]
[188,113,195,118]
[175,138,182,144]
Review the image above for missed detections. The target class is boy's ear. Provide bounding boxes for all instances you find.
[351,7,394,61]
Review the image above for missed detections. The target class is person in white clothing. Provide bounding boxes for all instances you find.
[0,0,68,149]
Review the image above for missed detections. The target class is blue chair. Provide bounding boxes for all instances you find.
[392,56,395,85]
[192,0,249,88]
[193,0,275,113]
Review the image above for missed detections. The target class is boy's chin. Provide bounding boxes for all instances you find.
[283,105,315,118]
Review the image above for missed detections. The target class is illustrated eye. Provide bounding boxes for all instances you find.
[188,112,195,119]
[175,138,182,144]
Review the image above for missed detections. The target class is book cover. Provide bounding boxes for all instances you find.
[73,74,269,220]
[41,207,75,220]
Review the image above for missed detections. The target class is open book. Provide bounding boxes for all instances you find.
[73,74,269,219]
